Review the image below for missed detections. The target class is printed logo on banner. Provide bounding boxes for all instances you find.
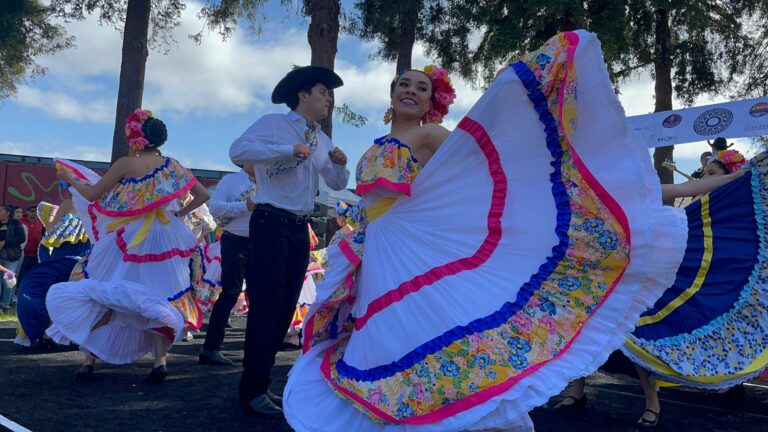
[662,114,682,128]
[745,123,768,132]
[750,102,768,118]
[693,108,733,135]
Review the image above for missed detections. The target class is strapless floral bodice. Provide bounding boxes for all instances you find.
[354,136,422,224]
[355,136,421,197]
[98,157,196,217]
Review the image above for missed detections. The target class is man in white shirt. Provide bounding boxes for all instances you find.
[229,65,349,417]
[199,163,257,366]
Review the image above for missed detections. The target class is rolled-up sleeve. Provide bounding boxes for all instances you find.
[209,176,248,219]
[230,115,294,165]
[316,133,350,191]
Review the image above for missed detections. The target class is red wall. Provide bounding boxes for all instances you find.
[0,161,220,207]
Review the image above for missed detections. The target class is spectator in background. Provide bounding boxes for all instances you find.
[19,205,44,281]
[690,151,713,179]
[709,136,733,153]
[0,205,26,311]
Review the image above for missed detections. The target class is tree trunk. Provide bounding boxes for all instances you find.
[111,0,150,162]
[652,8,674,188]
[395,0,418,73]
[308,0,340,138]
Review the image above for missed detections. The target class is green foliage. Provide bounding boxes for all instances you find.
[49,0,186,51]
[422,0,761,104]
[192,0,296,43]
[347,0,425,64]
[0,0,74,100]
[334,102,368,128]
[731,1,768,100]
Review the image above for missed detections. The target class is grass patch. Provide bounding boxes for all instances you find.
[0,306,18,322]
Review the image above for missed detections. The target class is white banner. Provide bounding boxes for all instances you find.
[627,97,768,148]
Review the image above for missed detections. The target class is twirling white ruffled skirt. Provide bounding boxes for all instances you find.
[284,30,687,432]
[46,162,198,364]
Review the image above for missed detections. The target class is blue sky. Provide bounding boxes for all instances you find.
[0,1,757,185]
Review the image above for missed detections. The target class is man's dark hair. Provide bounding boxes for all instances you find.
[287,82,320,110]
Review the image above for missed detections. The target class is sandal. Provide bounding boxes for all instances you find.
[555,395,587,410]
[636,408,660,428]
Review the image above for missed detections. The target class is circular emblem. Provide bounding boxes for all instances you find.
[662,114,682,128]
[693,108,733,135]
[750,102,768,118]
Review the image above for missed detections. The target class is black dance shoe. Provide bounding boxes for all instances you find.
[146,365,168,383]
[74,364,94,383]
[240,394,283,418]
[199,350,233,366]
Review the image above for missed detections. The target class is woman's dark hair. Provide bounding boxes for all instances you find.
[1,205,14,218]
[287,82,320,110]
[141,117,168,147]
[709,160,729,174]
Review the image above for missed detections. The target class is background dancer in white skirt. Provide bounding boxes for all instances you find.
[48,109,209,383]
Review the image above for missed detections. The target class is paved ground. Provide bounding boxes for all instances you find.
[1,318,767,432]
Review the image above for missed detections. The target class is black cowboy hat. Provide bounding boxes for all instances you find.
[271,66,344,105]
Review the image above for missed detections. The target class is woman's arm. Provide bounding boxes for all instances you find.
[176,181,211,219]
[58,158,128,202]
[661,169,747,201]
[50,199,76,227]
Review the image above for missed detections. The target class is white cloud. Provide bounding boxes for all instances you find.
[142,7,312,115]
[14,87,114,123]
[25,1,312,119]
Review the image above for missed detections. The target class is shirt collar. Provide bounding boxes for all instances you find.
[287,110,317,129]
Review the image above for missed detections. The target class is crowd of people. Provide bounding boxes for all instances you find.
[0,204,45,312]
[3,28,768,432]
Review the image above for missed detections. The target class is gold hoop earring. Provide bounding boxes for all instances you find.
[383,106,394,125]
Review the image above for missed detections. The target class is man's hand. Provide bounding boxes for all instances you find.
[246,200,255,211]
[0,240,5,249]
[329,147,347,165]
[294,144,311,160]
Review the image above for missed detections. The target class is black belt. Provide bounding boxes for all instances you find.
[255,204,312,225]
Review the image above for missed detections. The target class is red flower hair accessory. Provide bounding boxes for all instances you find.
[421,65,456,124]
[715,149,748,173]
[125,108,153,150]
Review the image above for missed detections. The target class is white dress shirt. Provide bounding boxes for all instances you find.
[229,111,350,216]
[208,169,256,238]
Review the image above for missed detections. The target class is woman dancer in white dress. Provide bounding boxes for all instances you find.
[48,109,209,383]
[284,30,687,431]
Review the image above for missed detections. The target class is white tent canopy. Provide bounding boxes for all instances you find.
[316,178,360,208]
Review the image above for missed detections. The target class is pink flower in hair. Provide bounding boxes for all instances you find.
[715,149,748,173]
[124,108,154,150]
[420,64,456,125]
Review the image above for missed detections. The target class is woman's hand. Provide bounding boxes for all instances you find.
[56,167,74,183]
